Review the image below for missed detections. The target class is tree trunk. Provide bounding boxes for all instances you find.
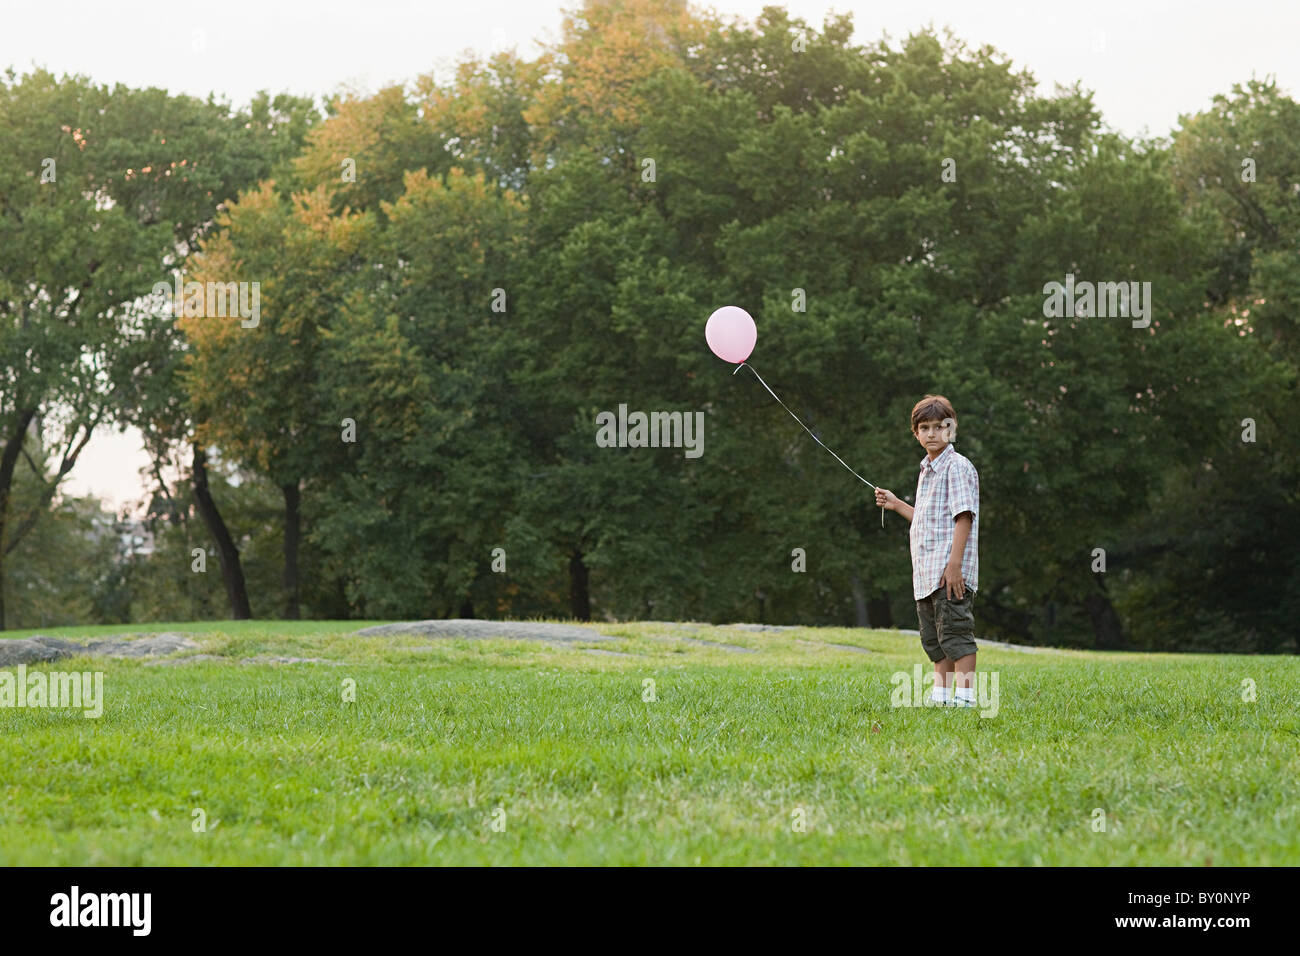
[281,481,300,620]
[867,593,893,629]
[0,408,37,631]
[1084,583,1126,650]
[337,575,352,619]
[569,550,590,621]
[192,443,252,619]
[850,572,869,628]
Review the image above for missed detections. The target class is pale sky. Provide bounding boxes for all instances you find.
[5,0,1297,515]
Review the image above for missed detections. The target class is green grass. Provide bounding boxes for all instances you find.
[1,619,1296,865]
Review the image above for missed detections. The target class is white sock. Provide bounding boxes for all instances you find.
[955,686,976,703]
[931,686,951,703]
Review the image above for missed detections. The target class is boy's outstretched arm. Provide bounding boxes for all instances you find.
[874,488,914,522]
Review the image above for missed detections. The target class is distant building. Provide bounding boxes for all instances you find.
[116,519,156,556]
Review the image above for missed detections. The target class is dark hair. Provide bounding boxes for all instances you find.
[911,394,955,433]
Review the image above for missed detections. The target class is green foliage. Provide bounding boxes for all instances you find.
[306,167,528,616]
[0,67,321,629]
[2,485,117,630]
[7,6,1298,651]
[1110,78,1300,653]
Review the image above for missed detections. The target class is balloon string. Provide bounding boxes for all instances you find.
[734,362,886,527]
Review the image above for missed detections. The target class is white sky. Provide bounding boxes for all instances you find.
[5,0,1297,515]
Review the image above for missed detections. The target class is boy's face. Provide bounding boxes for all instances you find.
[914,418,951,459]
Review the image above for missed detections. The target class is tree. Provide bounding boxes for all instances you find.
[1112,78,1300,653]
[1,448,118,630]
[311,166,527,617]
[179,183,373,618]
[103,87,320,622]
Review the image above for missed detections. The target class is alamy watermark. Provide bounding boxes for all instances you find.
[595,404,704,458]
[1042,273,1151,328]
[890,664,1000,717]
[1,665,104,718]
[50,886,150,935]
[153,270,260,328]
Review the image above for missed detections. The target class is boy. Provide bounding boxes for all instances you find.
[874,395,980,708]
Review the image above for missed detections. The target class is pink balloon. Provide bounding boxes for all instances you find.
[705,306,757,364]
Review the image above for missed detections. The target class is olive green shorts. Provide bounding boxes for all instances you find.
[916,585,977,662]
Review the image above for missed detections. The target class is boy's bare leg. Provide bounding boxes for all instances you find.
[934,657,955,694]
[952,653,977,688]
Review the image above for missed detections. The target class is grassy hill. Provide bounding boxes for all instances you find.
[1,620,1295,865]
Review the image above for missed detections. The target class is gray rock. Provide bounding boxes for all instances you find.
[688,638,755,653]
[0,637,83,666]
[240,656,342,665]
[721,623,799,632]
[0,632,199,665]
[796,639,873,655]
[354,619,615,643]
[88,633,199,657]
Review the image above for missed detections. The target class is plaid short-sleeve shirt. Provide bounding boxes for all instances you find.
[910,443,979,600]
